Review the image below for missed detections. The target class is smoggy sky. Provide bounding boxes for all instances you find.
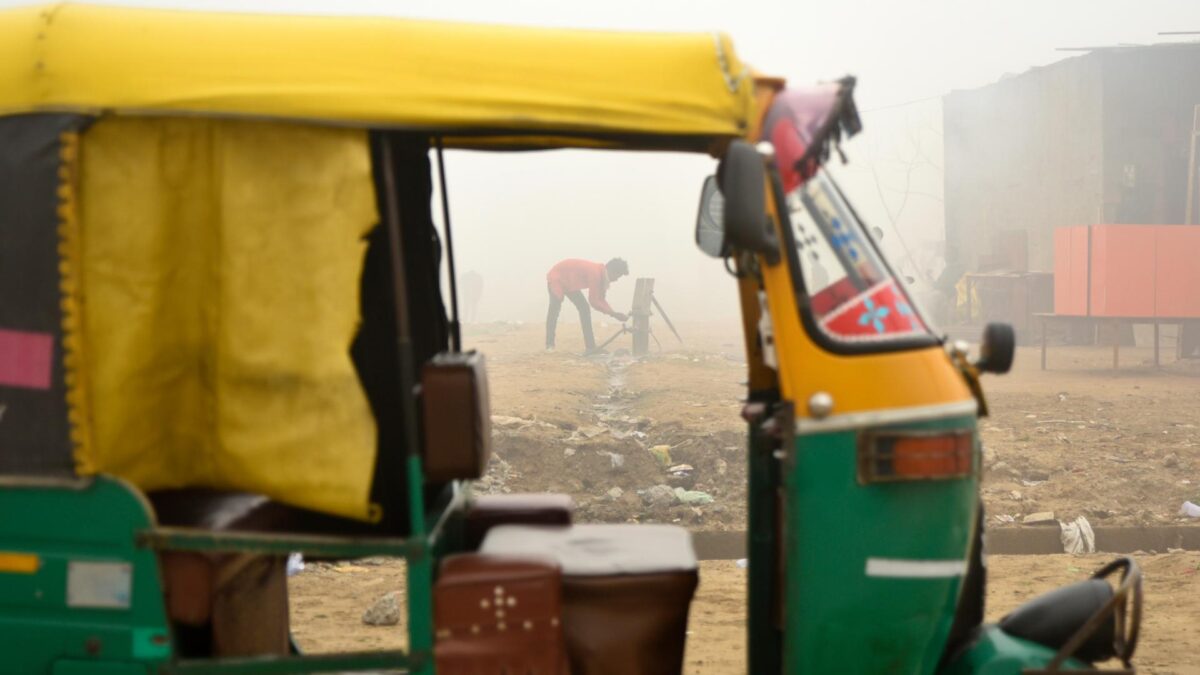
[5,0,1197,323]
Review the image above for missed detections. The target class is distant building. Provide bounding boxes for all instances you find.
[943,43,1200,274]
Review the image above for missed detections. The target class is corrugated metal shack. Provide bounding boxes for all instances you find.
[944,43,1200,274]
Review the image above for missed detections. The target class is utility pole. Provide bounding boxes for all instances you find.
[1186,104,1200,225]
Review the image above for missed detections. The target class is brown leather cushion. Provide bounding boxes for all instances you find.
[562,572,697,675]
[480,524,699,675]
[435,554,567,675]
[463,493,574,551]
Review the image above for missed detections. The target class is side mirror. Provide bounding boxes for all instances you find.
[694,175,729,258]
[976,322,1015,374]
[695,140,780,264]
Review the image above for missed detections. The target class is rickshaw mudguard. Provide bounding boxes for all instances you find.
[940,625,1091,674]
[781,413,979,674]
[0,475,172,671]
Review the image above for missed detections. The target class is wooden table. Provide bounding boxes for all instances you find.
[1035,314,1198,370]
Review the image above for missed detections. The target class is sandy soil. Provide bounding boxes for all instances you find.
[291,553,1200,674]
[288,320,1200,672]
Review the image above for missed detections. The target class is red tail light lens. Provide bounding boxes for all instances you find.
[858,430,975,483]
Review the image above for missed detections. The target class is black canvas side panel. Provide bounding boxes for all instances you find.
[0,114,89,475]
[353,133,451,533]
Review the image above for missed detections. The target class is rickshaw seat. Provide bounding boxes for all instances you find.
[149,488,382,657]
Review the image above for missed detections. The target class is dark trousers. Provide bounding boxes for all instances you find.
[546,287,595,350]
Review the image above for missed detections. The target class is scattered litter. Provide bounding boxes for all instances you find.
[1023,511,1056,525]
[607,487,624,500]
[1168,547,1185,554]
[642,484,676,506]
[1009,490,1023,501]
[608,452,625,470]
[1059,516,1095,554]
[649,445,672,466]
[563,447,576,457]
[286,553,304,577]
[575,425,608,439]
[674,487,713,505]
[1179,501,1200,518]
[716,458,728,476]
[735,559,748,569]
[994,514,1016,524]
[362,592,401,626]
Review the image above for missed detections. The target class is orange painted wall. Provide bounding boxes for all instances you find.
[1053,226,1090,316]
[1053,224,1200,318]
[1155,227,1200,317]
[1090,225,1157,317]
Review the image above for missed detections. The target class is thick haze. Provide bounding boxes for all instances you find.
[7,0,1197,323]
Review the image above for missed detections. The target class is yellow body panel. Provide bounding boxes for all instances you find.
[67,117,379,520]
[0,4,753,149]
[758,198,973,417]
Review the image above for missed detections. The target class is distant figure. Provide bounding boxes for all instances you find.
[545,258,629,353]
[459,270,483,323]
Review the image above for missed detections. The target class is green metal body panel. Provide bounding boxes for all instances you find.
[53,661,149,675]
[745,401,783,674]
[0,477,171,673]
[782,414,979,674]
[942,625,1090,674]
[0,465,447,674]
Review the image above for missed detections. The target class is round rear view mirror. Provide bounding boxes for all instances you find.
[976,322,1015,374]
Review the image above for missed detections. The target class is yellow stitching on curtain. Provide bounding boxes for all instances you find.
[56,131,93,475]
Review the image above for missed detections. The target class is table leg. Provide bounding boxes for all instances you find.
[1154,321,1160,367]
[1040,318,1047,371]
[1112,321,1119,370]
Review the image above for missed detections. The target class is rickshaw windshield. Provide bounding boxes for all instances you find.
[787,170,931,344]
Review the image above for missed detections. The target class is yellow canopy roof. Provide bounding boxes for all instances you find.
[0,3,756,150]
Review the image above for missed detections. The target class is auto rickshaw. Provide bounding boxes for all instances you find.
[0,4,1141,674]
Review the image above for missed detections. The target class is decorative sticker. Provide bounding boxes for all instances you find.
[0,328,54,391]
[819,280,927,341]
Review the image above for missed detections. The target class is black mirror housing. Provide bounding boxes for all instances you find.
[976,323,1015,374]
[719,140,780,265]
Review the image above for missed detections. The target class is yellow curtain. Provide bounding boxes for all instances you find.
[70,117,380,520]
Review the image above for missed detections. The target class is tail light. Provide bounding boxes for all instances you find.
[858,429,975,483]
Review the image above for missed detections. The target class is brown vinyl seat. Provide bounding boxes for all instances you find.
[463,493,575,551]
[148,489,387,657]
[481,523,699,675]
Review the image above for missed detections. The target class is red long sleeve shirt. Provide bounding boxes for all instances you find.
[546,259,615,314]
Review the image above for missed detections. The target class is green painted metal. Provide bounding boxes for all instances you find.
[53,661,150,674]
[405,454,435,675]
[169,650,411,674]
[746,401,783,674]
[0,476,172,673]
[941,625,1090,674]
[137,527,416,559]
[782,415,979,674]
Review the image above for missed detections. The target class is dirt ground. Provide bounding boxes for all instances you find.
[289,320,1200,672]
[291,553,1200,674]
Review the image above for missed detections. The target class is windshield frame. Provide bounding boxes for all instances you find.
[772,167,941,355]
